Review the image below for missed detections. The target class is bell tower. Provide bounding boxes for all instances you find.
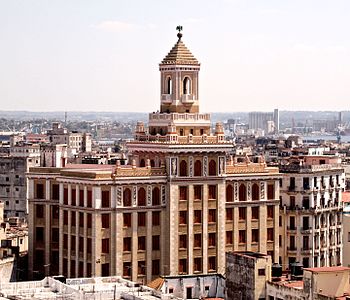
[159,26,200,114]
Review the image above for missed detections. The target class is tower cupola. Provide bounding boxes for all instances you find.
[159,26,200,114]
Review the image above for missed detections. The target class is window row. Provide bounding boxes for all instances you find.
[226,183,275,201]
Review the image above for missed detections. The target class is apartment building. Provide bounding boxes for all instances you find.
[0,143,40,218]
[279,155,345,270]
[27,29,281,283]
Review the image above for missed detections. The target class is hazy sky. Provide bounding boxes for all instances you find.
[1,0,350,112]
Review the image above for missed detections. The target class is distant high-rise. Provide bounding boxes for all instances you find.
[248,109,279,135]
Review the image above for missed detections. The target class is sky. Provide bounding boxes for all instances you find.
[1,0,350,113]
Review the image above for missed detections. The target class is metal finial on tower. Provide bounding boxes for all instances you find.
[176,25,183,40]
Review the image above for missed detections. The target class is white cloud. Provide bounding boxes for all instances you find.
[92,21,136,32]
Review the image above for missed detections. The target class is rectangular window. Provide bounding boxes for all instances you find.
[290,216,295,229]
[51,228,60,243]
[194,257,202,272]
[64,188,68,205]
[179,186,188,200]
[252,229,259,243]
[208,209,216,223]
[71,189,76,206]
[71,236,76,251]
[36,183,44,199]
[226,231,233,245]
[138,212,146,227]
[123,213,132,227]
[52,184,59,200]
[87,238,92,253]
[179,211,187,225]
[251,207,259,219]
[63,234,68,249]
[152,260,160,276]
[267,206,274,219]
[123,237,131,252]
[52,205,59,219]
[138,236,146,251]
[87,214,92,228]
[87,190,92,207]
[79,212,84,227]
[36,204,44,218]
[179,259,187,274]
[226,208,233,221]
[64,210,68,225]
[290,196,295,208]
[208,257,216,271]
[79,237,83,252]
[194,233,202,248]
[258,268,266,276]
[239,207,246,220]
[267,184,275,199]
[208,233,216,247]
[194,185,202,200]
[208,185,217,199]
[179,235,187,249]
[79,189,84,206]
[138,261,146,275]
[194,210,202,224]
[267,228,274,241]
[102,214,110,228]
[101,190,110,208]
[302,197,310,209]
[152,235,160,251]
[239,230,246,243]
[123,262,131,277]
[102,238,110,253]
[36,227,44,242]
[152,211,160,226]
[71,211,76,227]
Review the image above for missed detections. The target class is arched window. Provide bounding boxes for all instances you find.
[150,160,155,167]
[123,188,132,206]
[209,160,217,176]
[183,77,191,94]
[252,183,260,201]
[138,188,146,206]
[239,184,247,201]
[152,187,160,206]
[139,159,145,167]
[166,77,172,94]
[226,185,233,202]
[180,160,188,177]
[194,160,202,176]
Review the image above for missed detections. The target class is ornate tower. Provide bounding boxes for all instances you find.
[148,27,211,137]
[159,26,200,114]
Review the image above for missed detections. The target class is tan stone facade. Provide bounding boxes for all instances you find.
[27,29,281,282]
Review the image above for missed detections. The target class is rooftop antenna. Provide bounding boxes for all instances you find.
[64,111,67,127]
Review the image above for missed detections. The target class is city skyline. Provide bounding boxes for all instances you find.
[1,0,350,112]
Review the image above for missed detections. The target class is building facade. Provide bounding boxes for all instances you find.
[279,156,345,270]
[27,29,281,283]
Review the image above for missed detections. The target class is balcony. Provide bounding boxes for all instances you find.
[161,94,172,103]
[301,248,312,255]
[288,186,296,192]
[287,247,297,254]
[287,226,297,233]
[181,94,195,103]
[301,227,312,234]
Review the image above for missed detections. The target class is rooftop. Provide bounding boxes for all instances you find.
[161,30,199,66]
[304,266,350,273]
